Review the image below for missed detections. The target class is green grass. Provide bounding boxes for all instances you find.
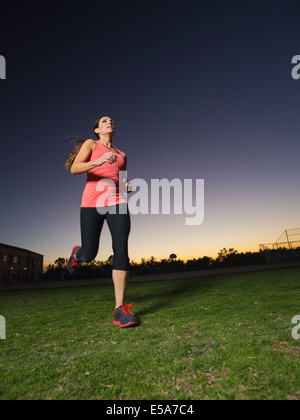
[1,267,300,400]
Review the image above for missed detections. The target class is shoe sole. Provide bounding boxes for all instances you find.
[113,320,139,328]
[66,256,76,274]
[67,246,80,274]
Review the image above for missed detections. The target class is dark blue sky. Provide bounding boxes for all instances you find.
[1,0,300,265]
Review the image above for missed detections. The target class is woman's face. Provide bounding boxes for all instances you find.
[95,116,115,138]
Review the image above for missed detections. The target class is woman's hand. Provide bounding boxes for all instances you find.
[126,182,132,193]
[71,141,119,175]
[95,152,117,166]
[122,178,132,193]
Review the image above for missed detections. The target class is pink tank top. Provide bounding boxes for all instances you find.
[81,142,127,208]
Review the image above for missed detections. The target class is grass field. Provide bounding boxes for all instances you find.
[0,267,300,400]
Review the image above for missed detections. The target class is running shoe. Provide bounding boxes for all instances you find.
[66,246,81,274]
[113,302,139,328]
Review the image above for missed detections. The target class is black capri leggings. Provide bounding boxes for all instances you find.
[76,203,131,271]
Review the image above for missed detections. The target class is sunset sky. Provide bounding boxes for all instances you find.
[0,0,300,267]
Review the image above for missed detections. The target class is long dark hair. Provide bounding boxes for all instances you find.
[64,117,102,169]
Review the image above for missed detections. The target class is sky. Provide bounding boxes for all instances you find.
[0,0,300,268]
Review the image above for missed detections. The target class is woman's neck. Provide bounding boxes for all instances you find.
[99,134,113,148]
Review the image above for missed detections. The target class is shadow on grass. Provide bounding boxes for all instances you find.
[134,276,213,322]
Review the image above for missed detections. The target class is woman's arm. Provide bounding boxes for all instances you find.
[123,153,127,171]
[119,152,132,192]
[71,139,117,175]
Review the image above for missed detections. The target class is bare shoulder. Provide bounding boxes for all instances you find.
[83,139,97,151]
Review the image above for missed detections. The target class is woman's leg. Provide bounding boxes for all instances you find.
[106,204,131,308]
[112,270,129,309]
[76,207,105,263]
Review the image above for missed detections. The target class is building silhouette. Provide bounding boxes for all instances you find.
[0,243,43,285]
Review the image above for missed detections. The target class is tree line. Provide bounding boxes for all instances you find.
[44,248,266,281]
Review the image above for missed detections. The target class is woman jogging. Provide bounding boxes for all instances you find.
[65,116,139,328]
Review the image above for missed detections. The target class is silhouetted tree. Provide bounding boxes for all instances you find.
[54,257,66,268]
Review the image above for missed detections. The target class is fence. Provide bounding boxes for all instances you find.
[259,228,300,264]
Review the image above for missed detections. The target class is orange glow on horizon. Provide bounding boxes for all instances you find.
[44,243,261,270]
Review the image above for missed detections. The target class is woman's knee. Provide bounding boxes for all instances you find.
[76,248,97,263]
[112,251,129,271]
